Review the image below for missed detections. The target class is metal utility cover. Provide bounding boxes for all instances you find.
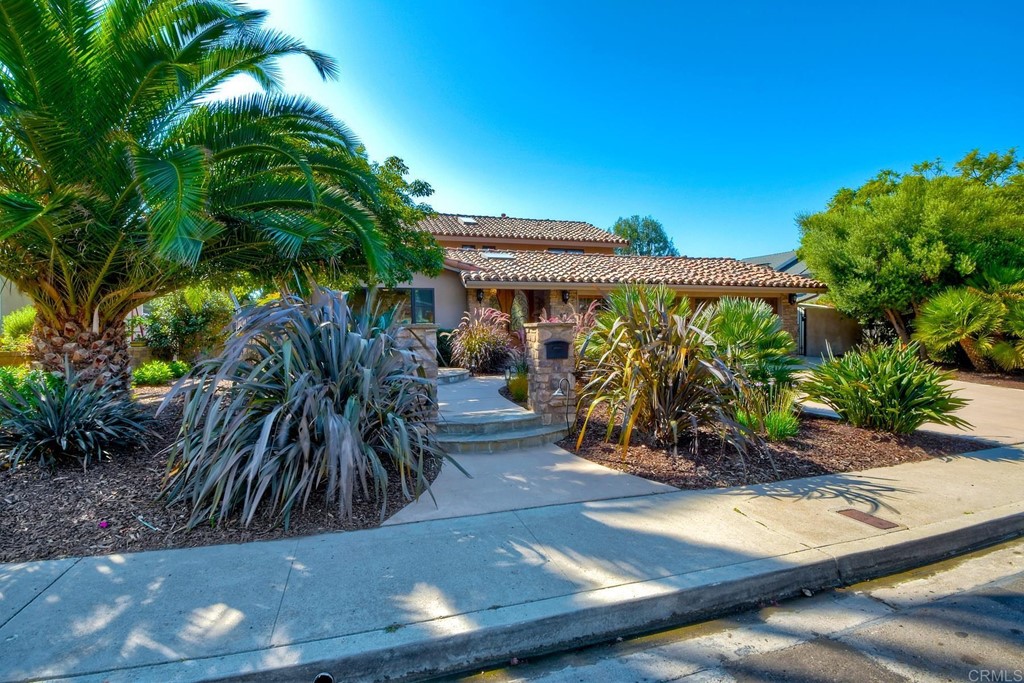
[836,508,900,530]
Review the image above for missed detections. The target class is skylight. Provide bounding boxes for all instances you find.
[457,216,478,225]
[481,251,514,259]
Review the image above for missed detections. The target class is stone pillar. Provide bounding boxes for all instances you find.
[544,289,578,319]
[524,322,575,426]
[778,296,799,346]
[396,324,438,382]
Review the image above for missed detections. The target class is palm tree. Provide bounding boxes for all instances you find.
[698,297,799,386]
[0,0,390,389]
[913,288,1002,371]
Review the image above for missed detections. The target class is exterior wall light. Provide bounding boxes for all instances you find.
[476,289,485,303]
[561,290,570,304]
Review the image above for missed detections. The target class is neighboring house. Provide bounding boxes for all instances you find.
[401,214,826,340]
[742,249,860,356]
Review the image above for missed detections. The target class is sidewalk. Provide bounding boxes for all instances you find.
[1,443,1022,682]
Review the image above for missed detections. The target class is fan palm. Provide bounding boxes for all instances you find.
[697,297,799,386]
[0,0,389,389]
[913,288,1002,371]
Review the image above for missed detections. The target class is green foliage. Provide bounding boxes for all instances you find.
[169,360,190,379]
[698,298,799,386]
[144,287,235,362]
[0,0,438,384]
[913,287,1003,371]
[507,375,529,402]
[446,308,514,373]
[799,150,1024,339]
[2,306,35,339]
[0,336,29,352]
[736,387,800,442]
[436,328,455,367]
[161,287,451,528]
[0,363,150,469]
[611,215,679,256]
[133,360,175,386]
[577,285,747,454]
[801,343,970,435]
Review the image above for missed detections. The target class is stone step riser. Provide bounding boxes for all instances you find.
[438,369,471,385]
[438,427,569,454]
[439,415,544,436]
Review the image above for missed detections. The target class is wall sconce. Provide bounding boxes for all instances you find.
[476,289,485,303]
[561,290,570,304]
[788,293,798,305]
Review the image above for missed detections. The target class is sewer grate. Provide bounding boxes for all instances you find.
[836,508,900,530]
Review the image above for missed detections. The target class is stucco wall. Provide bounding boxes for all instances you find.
[802,304,861,358]
[0,280,33,319]
[407,270,466,330]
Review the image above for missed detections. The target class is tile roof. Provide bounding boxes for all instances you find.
[444,248,827,291]
[741,249,811,278]
[419,213,628,245]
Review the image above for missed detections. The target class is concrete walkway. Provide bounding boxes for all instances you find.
[1,443,1022,682]
[390,376,674,524]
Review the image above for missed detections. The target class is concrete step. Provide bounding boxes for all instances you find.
[439,411,543,436]
[438,368,471,385]
[437,423,570,454]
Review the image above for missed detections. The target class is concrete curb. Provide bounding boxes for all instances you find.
[55,503,1024,683]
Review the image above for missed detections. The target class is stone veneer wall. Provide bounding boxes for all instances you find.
[778,296,799,342]
[523,322,575,427]
[395,324,439,382]
[543,289,578,319]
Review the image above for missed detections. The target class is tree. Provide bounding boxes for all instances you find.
[798,150,1024,341]
[611,215,680,256]
[0,0,436,389]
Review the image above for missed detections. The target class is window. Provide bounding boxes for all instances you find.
[577,296,607,312]
[380,288,435,324]
[461,244,475,250]
[547,248,584,254]
[481,245,497,251]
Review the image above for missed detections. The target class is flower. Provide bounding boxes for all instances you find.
[98,520,109,529]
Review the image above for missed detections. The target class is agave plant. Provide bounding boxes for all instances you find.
[577,285,749,455]
[698,297,800,387]
[802,342,970,435]
[161,287,451,528]
[0,362,151,469]
[445,308,514,373]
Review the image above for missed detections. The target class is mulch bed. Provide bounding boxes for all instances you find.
[0,386,441,564]
[950,368,1024,391]
[560,407,987,490]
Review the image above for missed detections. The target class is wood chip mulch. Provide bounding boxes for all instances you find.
[0,386,441,564]
[560,408,988,491]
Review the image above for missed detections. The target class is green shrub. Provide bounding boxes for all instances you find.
[0,362,151,468]
[162,287,453,528]
[736,386,801,442]
[436,328,455,367]
[0,336,29,352]
[2,306,35,339]
[507,374,528,402]
[801,342,971,435]
[577,285,747,454]
[145,286,235,362]
[446,308,513,373]
[133,360,174,386]
[168,360,190,378]
[698,297,799,386]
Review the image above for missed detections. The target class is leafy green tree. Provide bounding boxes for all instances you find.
[0,0,436,389]
[798,150,1024,341]
[612,215,680,256]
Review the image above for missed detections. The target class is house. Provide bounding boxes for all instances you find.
[742,249,860,356]
[398,214,827,339]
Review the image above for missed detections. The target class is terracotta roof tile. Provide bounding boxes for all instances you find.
[419,213,627,245]
[444,248,827,291]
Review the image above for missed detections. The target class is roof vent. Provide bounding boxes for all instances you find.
[481,251,514,259]
[457,216,478,225]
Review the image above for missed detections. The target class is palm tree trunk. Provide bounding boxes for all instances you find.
[959,337,993,373]
[31,316,132,390]
[884,308,911,344]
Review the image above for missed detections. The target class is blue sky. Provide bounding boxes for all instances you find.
[225,1,1023,257]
